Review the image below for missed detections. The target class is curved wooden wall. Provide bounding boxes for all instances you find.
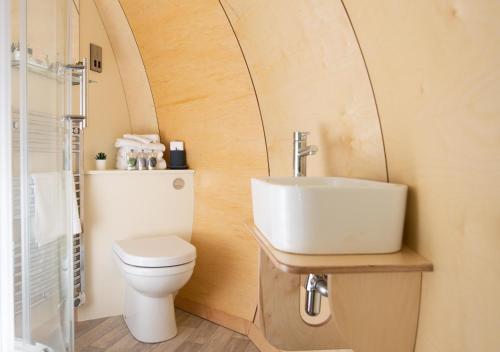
[343,1,500,350]
[119,0,386,331]
[119,0,269,326]
[221,0,387,181]
[86,0,500,349]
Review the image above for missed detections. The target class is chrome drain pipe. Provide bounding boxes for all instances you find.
[304,274,328,316]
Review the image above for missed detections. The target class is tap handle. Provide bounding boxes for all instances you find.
[294,131,310,141]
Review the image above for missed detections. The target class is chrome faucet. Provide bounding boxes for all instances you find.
[292,132,327,317]
[293,131,318,177]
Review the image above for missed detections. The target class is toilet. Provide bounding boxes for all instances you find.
[113,235,196,343]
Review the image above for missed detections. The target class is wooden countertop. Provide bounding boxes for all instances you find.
[247,224,433,274]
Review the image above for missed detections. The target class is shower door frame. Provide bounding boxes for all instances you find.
[1,0,76,350]
[0,0,15,350]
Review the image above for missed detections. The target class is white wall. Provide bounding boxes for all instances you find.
[79,0,132,170]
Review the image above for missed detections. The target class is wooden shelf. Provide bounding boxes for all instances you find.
[247,223,433,274]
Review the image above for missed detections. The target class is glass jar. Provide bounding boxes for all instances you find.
[126,149,137,170]
[137,149,147,170]
[147,151,157,170]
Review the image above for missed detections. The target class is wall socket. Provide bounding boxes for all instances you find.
[90,43,102,73]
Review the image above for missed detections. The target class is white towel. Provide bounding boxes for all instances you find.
[31,172,81,246]
[122,134,161,144]
[138,134,160,143]
[123,134,154,144]
[157,159,167,170]
[115,138,166,152]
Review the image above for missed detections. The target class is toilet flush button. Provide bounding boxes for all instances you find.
[173,178,185,190]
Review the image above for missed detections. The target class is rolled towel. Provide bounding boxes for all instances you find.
[116,157,127,170]
[117,147,130,158]
[156,158,167,170]
[115,138,166,152]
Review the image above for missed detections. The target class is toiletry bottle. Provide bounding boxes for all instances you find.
[126,149,137,170]
[147,151,157,170]
[137,149,147,170]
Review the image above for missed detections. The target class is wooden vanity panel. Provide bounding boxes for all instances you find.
[258,250,349,351]
[250,224,433,274]
[329,272,422,352]
[251,224,432,351]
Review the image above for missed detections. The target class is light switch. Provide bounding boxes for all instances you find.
[90,43,102,73]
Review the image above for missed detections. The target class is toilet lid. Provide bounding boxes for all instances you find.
[113,236,196,268]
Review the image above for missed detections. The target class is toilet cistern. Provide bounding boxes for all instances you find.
[293,131,318,177]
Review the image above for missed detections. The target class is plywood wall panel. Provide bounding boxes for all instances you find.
[342,1,500,350]
[119,0,269,322]
[221,0,387,181]
[119,0,387,332]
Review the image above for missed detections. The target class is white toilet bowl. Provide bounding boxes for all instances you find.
[113,236,196,343]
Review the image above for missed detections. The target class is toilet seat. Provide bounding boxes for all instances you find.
[113,235,196,268]
[118,259,196,277]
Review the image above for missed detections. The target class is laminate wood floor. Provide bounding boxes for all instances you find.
[75,309,258,352]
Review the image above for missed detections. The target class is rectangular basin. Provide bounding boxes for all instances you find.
[251,177,408,255]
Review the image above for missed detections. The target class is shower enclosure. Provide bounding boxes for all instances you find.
[1,0,84,351]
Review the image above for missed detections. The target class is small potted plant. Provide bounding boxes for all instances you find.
[95,152,107,170]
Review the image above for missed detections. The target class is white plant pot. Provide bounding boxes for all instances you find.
[96,159,107,170]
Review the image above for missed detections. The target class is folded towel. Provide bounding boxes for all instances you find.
[138,134,160,143]
[123,134,153,144]
[31,171,81,246]
[122,134,160,144]
[116,158,127,170]
[115,138,166,152]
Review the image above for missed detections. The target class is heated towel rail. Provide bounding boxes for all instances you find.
[11,110,67,314]
[11,59,88,311]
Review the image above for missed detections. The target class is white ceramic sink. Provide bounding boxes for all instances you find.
[251,177,408,255]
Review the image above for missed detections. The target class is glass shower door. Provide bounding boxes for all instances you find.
[10,0,75,351]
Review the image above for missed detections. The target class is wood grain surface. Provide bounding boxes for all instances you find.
[329,272,422,352]
[75,309,258,352]
[342,1,500,350]
[119,0,269,323]
[249,224,433,274]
